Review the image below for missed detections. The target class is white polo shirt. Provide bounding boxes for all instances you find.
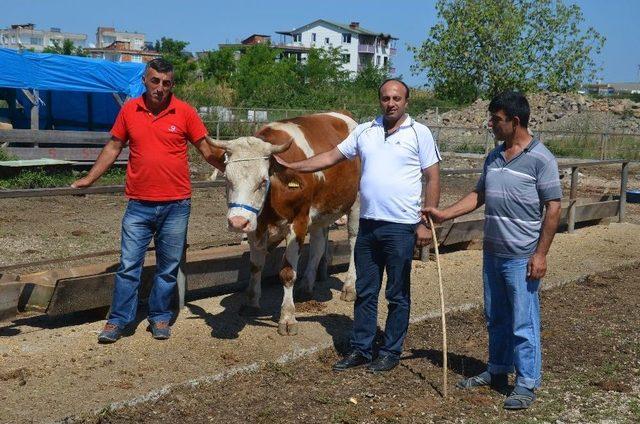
[337,115,441,224]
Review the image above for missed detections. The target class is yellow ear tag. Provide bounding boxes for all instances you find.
[287,180,300,189]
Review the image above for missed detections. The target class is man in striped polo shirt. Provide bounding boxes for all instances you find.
[424,91,562,409]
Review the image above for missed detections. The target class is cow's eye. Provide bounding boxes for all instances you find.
[257,179,267,190]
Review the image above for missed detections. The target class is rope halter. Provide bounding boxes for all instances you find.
[224,154,271,215]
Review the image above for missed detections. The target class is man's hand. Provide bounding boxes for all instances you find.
[273,155,291,168]
[71,176,93,189]
[527,252,547,280]
[415,223,433,247]
[422,206,448,224]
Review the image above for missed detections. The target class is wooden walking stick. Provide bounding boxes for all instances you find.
[427,215,448,398]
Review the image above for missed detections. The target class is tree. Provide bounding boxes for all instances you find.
[153,37,196,84]
[43,39,86,56]
[199,48,237,83]
[410,0,605,103]
[232,44,299,107]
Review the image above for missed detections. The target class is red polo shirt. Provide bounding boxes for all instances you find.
[111,95,207,201]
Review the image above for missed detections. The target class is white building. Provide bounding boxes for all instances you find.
[0,23,87,52]
[276,20,397,76]
[96,27,145,51]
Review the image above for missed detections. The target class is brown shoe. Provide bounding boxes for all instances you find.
[150,321,171,340]
[98,323,122,343]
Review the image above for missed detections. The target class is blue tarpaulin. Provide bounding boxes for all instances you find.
[0,48,146,130]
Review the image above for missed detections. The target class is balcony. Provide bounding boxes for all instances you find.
[390,47,397,55]
[358,44,375,54]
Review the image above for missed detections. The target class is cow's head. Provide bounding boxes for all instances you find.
[206,136,291,233]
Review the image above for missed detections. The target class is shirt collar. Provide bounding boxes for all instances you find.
[372,114,414,128]
[134,93,178,116]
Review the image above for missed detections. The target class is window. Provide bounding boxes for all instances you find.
[325,37,330,45]
[376,55,381,66]
[312,33,316,42]
[131,55,142,63]
[293,34,301,43]
[341,54,350,63]
[30,37,43,45]
[342,33,351,44]
[383,56,388,66]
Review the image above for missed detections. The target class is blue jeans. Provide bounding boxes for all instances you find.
[350,219,416,360]
[483,252,542,389]
[107,199,190,327]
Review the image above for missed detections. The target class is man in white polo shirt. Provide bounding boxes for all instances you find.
[275,79,441,372]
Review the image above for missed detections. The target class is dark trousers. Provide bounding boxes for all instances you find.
[350,219,416,359]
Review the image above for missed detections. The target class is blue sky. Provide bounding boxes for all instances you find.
[3,0,639,87]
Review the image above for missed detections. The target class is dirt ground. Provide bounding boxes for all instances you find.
[1,222,640,423]
[1,154,639,274]
[75,262,640,424]
[1,154,640,423]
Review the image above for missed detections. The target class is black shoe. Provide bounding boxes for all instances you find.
[332,351,370,371]
[366,354,400,373]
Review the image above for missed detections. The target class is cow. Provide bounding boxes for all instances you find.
[207,112,360,336]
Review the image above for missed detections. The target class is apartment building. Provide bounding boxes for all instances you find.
[0,23,87,51]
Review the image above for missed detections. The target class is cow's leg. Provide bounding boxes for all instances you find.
[341,197,359,302]
[239,231,267,316]
[278,222,305,336]
[316,226,330,282]
[298,226,328,299]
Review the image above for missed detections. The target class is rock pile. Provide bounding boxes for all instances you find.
[418,92,640,133]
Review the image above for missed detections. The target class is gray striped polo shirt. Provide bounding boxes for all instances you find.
[476,139,562,258]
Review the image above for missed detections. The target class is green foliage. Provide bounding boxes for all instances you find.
[410,0,605,103]
[154,37,196,85]
[198,48,237,83]
[42,39,86,56]
[0,167,126,189]
[153,36,397,116]
[232,44,300,108]
[174,80,236,108]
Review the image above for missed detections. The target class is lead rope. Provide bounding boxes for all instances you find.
[428,215,448,398]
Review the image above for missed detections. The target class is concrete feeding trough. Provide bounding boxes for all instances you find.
[0,158,75,178]
[627,189,640,204]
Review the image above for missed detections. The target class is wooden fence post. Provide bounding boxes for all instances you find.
[619,161,629,223]
[567,166,579,233]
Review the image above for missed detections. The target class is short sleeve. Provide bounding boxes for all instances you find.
[336,126,361,160]
[110,106,129,143]
[417,125,441,169]
[536,158,562,201]
[185,106,208,143]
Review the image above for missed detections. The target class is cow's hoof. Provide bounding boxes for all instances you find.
[278,321,298,336]
[340,288,356,302]
[239,305,262,317]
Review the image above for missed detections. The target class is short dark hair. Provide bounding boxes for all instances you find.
[488,91,530,128]
[146,57,174,74]
[378,78,410,99]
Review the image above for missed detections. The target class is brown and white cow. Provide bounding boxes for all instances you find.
[207,112,360,336]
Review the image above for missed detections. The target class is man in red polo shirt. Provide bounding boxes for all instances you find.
[72,58,224,343]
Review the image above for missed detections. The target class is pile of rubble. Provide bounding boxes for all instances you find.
[418,92,640,134]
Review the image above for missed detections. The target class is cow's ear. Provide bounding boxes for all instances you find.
[269,138,293,154]
[206,136,230,150]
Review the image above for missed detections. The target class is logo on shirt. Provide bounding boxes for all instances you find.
[168,125,177,133]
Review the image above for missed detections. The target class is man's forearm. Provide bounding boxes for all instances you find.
[443,190,484,220]
[285,148,345,173]
[196,139,226,172]
[535,200,561,255]
[422,166,441,210]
